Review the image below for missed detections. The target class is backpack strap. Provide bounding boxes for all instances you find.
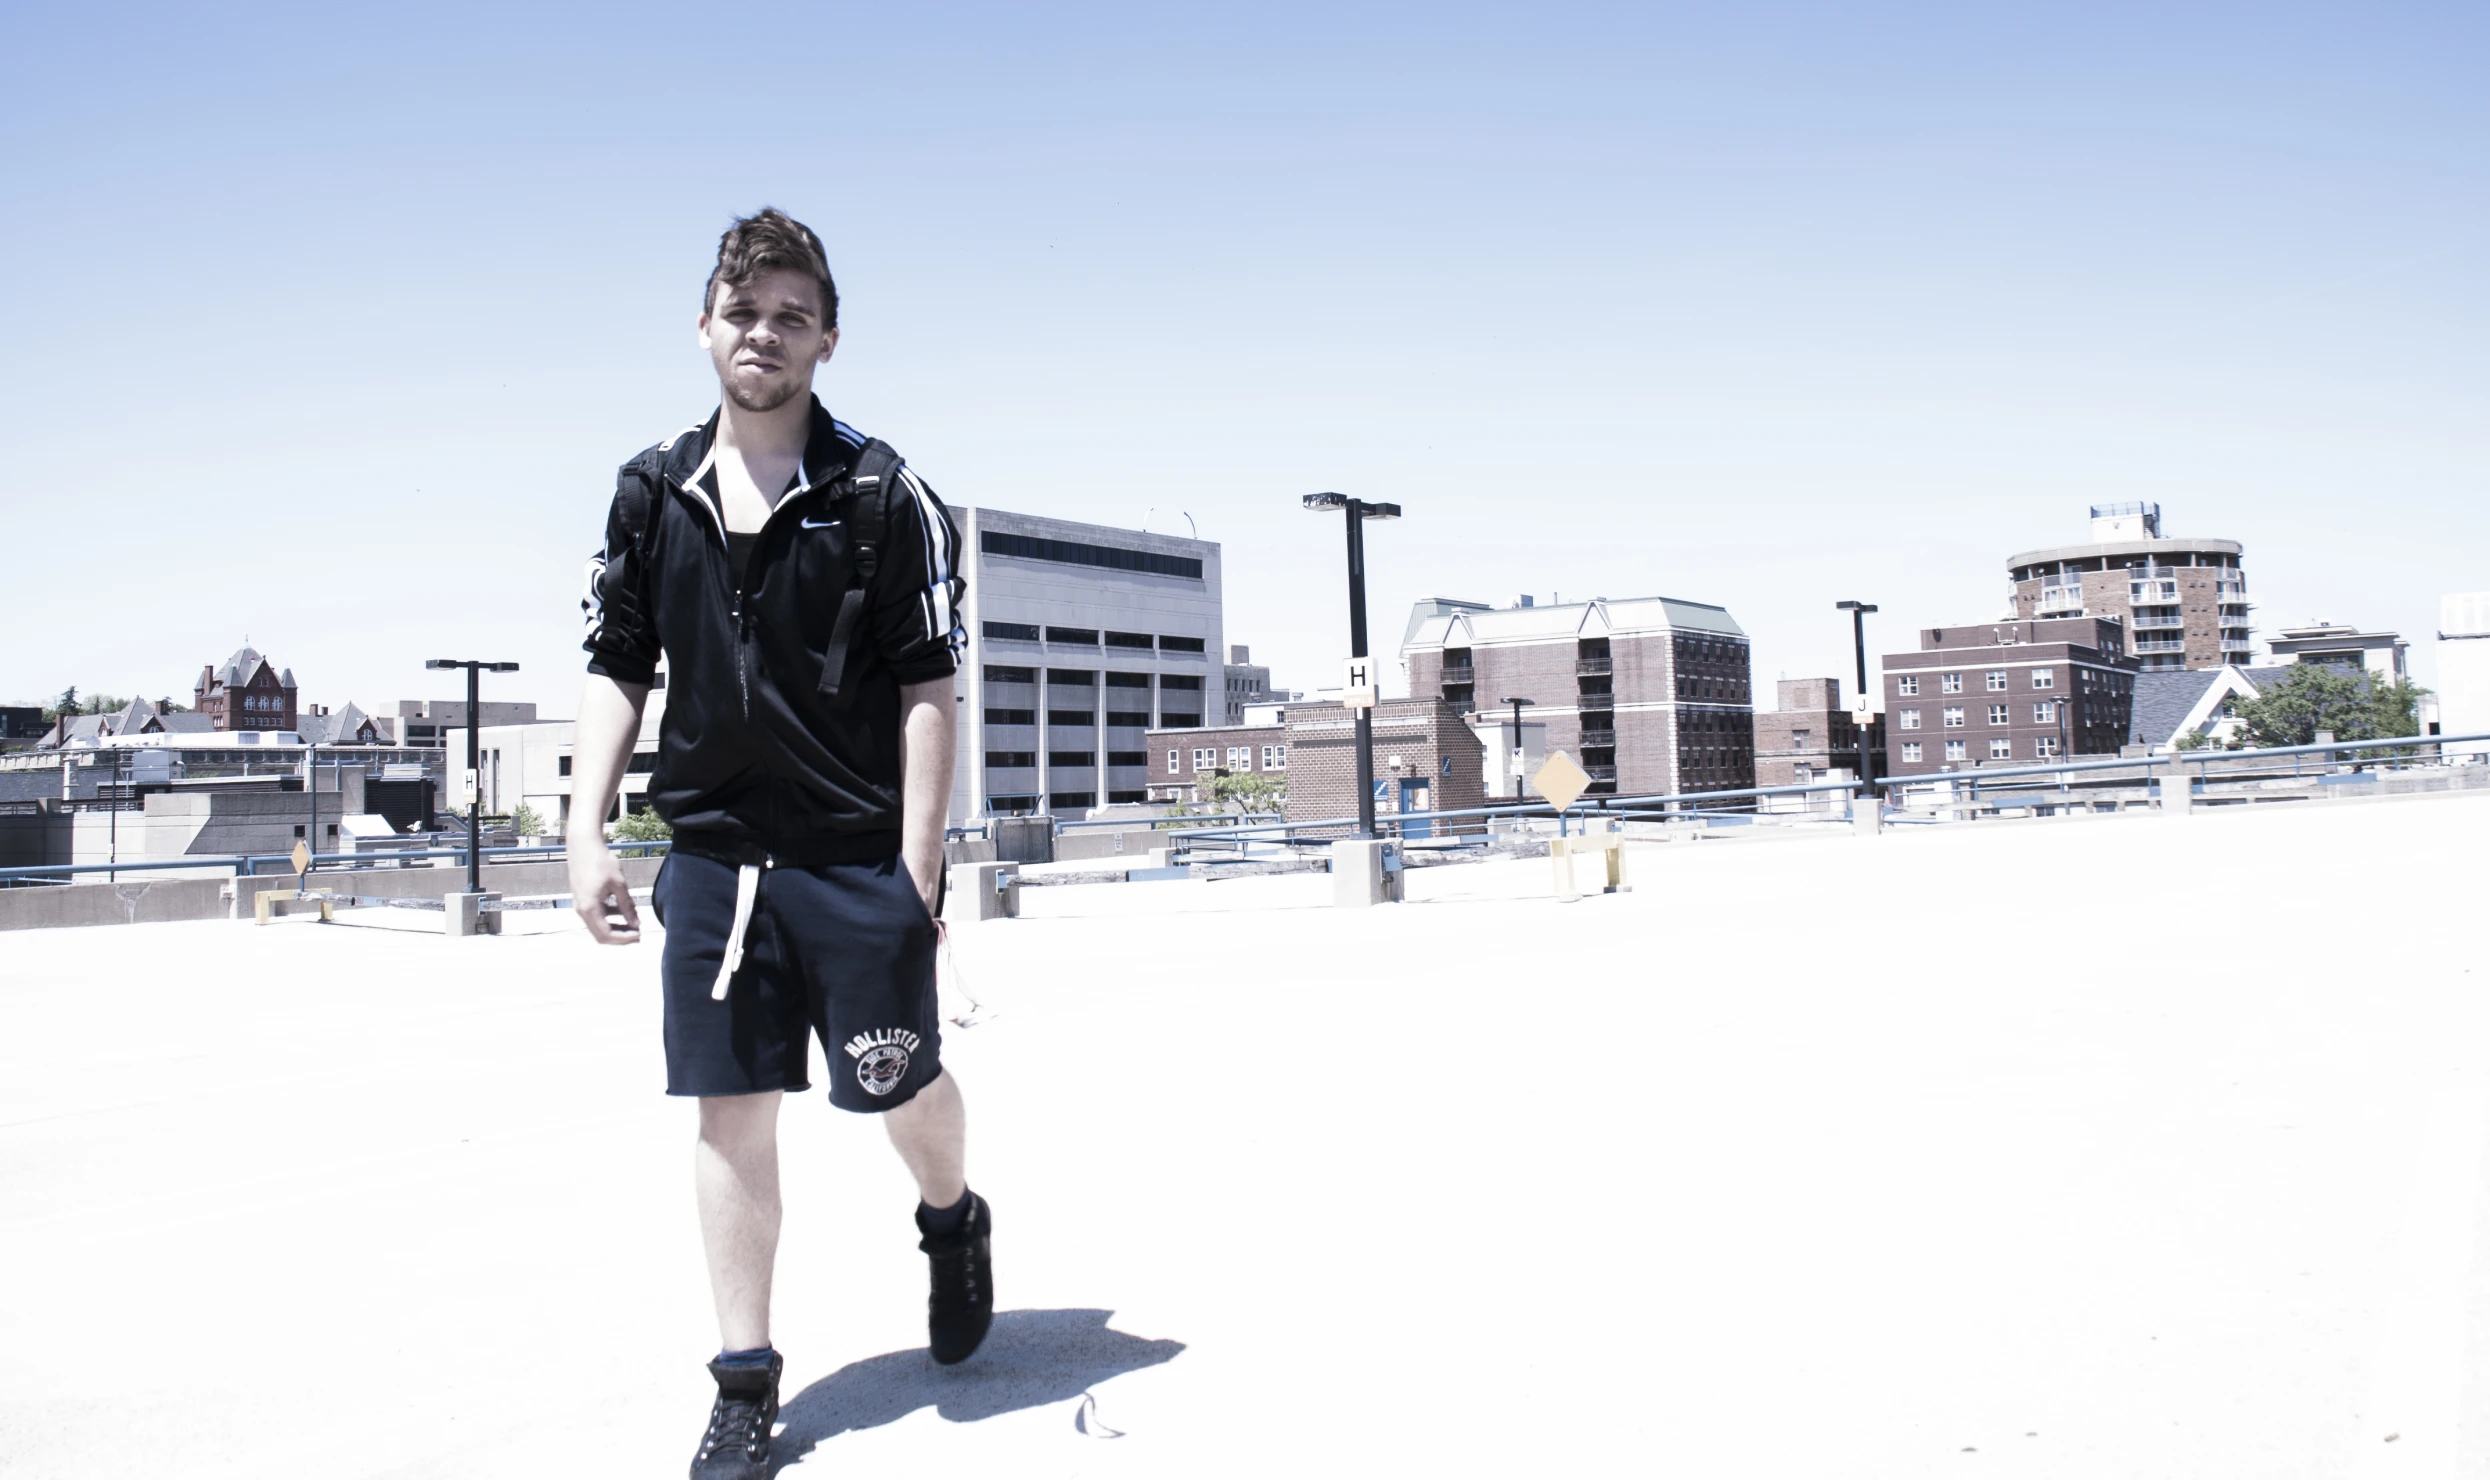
[816,439,905,705]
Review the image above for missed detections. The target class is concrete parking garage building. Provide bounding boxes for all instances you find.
[952,508,1223,820]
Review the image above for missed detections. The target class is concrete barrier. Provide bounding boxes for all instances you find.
[945,861,1017,922]
[2159,776,2194,816]
[0,876,233,932]
[1330,840,1399,908]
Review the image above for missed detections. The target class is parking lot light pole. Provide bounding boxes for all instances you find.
[1501,696,1536,800]
[1835,602,1878,814]
[425,659,520,895]
[1303,492,1401,840]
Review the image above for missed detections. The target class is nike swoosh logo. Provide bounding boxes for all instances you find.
[800,516,841,529]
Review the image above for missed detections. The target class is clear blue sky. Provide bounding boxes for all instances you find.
[4,2,2483,716]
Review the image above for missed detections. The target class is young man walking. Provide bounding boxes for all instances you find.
[567,209,988,1479]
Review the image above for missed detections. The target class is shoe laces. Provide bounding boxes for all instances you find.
[700,1393,771,1461]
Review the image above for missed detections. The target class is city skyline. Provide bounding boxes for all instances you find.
[4,4,2484,714]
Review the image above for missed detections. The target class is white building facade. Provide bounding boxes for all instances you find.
[951,508,1223,820]
[2440,593,2490,758]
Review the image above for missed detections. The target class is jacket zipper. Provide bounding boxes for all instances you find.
[672,460,834,727]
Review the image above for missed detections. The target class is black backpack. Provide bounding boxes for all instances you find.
[611,436,906,709]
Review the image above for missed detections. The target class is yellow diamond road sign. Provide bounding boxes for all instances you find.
[1534,750,1592,811]
[290,841,311,876]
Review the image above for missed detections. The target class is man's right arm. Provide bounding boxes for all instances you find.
[567,673,650,944]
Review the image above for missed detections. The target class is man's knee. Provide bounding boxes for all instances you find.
[697,1090,781,1150]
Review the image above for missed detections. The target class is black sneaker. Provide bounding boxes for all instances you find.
[690,1351,781,1479]
[917,1192,995,1365]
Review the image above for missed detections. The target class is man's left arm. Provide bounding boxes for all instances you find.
[897,677,957,916]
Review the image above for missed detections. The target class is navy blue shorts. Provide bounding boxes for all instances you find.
[650,851,943,1112]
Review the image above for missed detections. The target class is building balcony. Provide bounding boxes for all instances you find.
[1575,657,1612,676]
[2130,580,2180,603]
[2135,639,2187,653]
[1579,724,1616,743]
[2220,639,2257,654]
[1439,662,1474,680]
[1577,692,1615,711]
[1584,764,1618,782]
[2130,614,2185,630]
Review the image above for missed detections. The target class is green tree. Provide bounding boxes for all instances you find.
[49,686,79,721]
[609,807,673,843]
[507,800,548,837]
[1209,771,1286,813]
[2233,664,2430,749]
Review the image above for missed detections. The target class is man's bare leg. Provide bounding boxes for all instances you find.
[696,1091,784,1351]
[884,1069,967,1207]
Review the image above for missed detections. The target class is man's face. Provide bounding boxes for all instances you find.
[699,268,837,413]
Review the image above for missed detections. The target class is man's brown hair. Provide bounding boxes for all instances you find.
[704,209,838,329]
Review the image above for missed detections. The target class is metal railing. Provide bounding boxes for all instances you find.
[1576,658,1612,675]
[0,839,670,887]
[1872,731,2487,808]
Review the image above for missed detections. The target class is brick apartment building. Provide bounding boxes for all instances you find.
[1401,595,1753,797]
[1754,678,1886,789]
[2006,503,2253,673]
[193,645,297,732]
[1144,720,1292,806]
[1146,697,1487,834]
[1277,698,1486,833]
[1882,617,2138,778]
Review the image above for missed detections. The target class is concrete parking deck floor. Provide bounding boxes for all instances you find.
[5,791,2489,1477]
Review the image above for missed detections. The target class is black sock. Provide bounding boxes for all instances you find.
[714,1345,776,1369]
[919,1188,972,1237]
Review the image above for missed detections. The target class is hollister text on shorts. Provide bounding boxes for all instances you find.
[845,1028,922,1096]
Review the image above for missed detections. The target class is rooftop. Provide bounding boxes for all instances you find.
[1403,594,1745,652]
[8,792,2490,1474]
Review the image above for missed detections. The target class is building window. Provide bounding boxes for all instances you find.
[982,665,1036,684]
[1048,751,1095,768]
[1045,627,1099,645]
[1989,739,2013,759]
[1047,710,1094,727]
[1791,729,1811,746]
[1263,744,1286,770]
[1792,765,1812,783]
[984,751,1036,769]
[2035,736,2061,758]
[1159,635,1207,653]
[1986,671,2008,691]
[1985,705,2008,725]
[1107,750,1148,767]
[1899,710,1921,730]
[2032,669,2055,689]
[1160,674,1204,692]
[1163,712,1202,727]
[1052,791,1097,808]
[985,709,1036,726]
[1942,707,1964,728]
[1109,789,1148,804]
[1107,710,1152,727]
[1227,746,1251,768]
[982,620,1040,643]
[1104,630,1155,649]
[1897,675,1919,696]
[1192,748,1216,771]
[1167,750,1180,774]
[2033,702,2055,723]
[1104,671,1152,688]
[1940,673,1963,693]
[1901,742,1922,763]
[1945,740,1966,761]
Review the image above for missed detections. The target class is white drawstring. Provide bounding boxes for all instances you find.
[711,862,763,1001]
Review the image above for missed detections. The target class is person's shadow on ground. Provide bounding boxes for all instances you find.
[770,1308,1185,1469]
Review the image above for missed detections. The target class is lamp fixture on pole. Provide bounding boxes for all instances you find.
[1302,493,1402,839]
[425,659,520,895]
[1500,696,1536,800]
[1834,602,1879,816]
